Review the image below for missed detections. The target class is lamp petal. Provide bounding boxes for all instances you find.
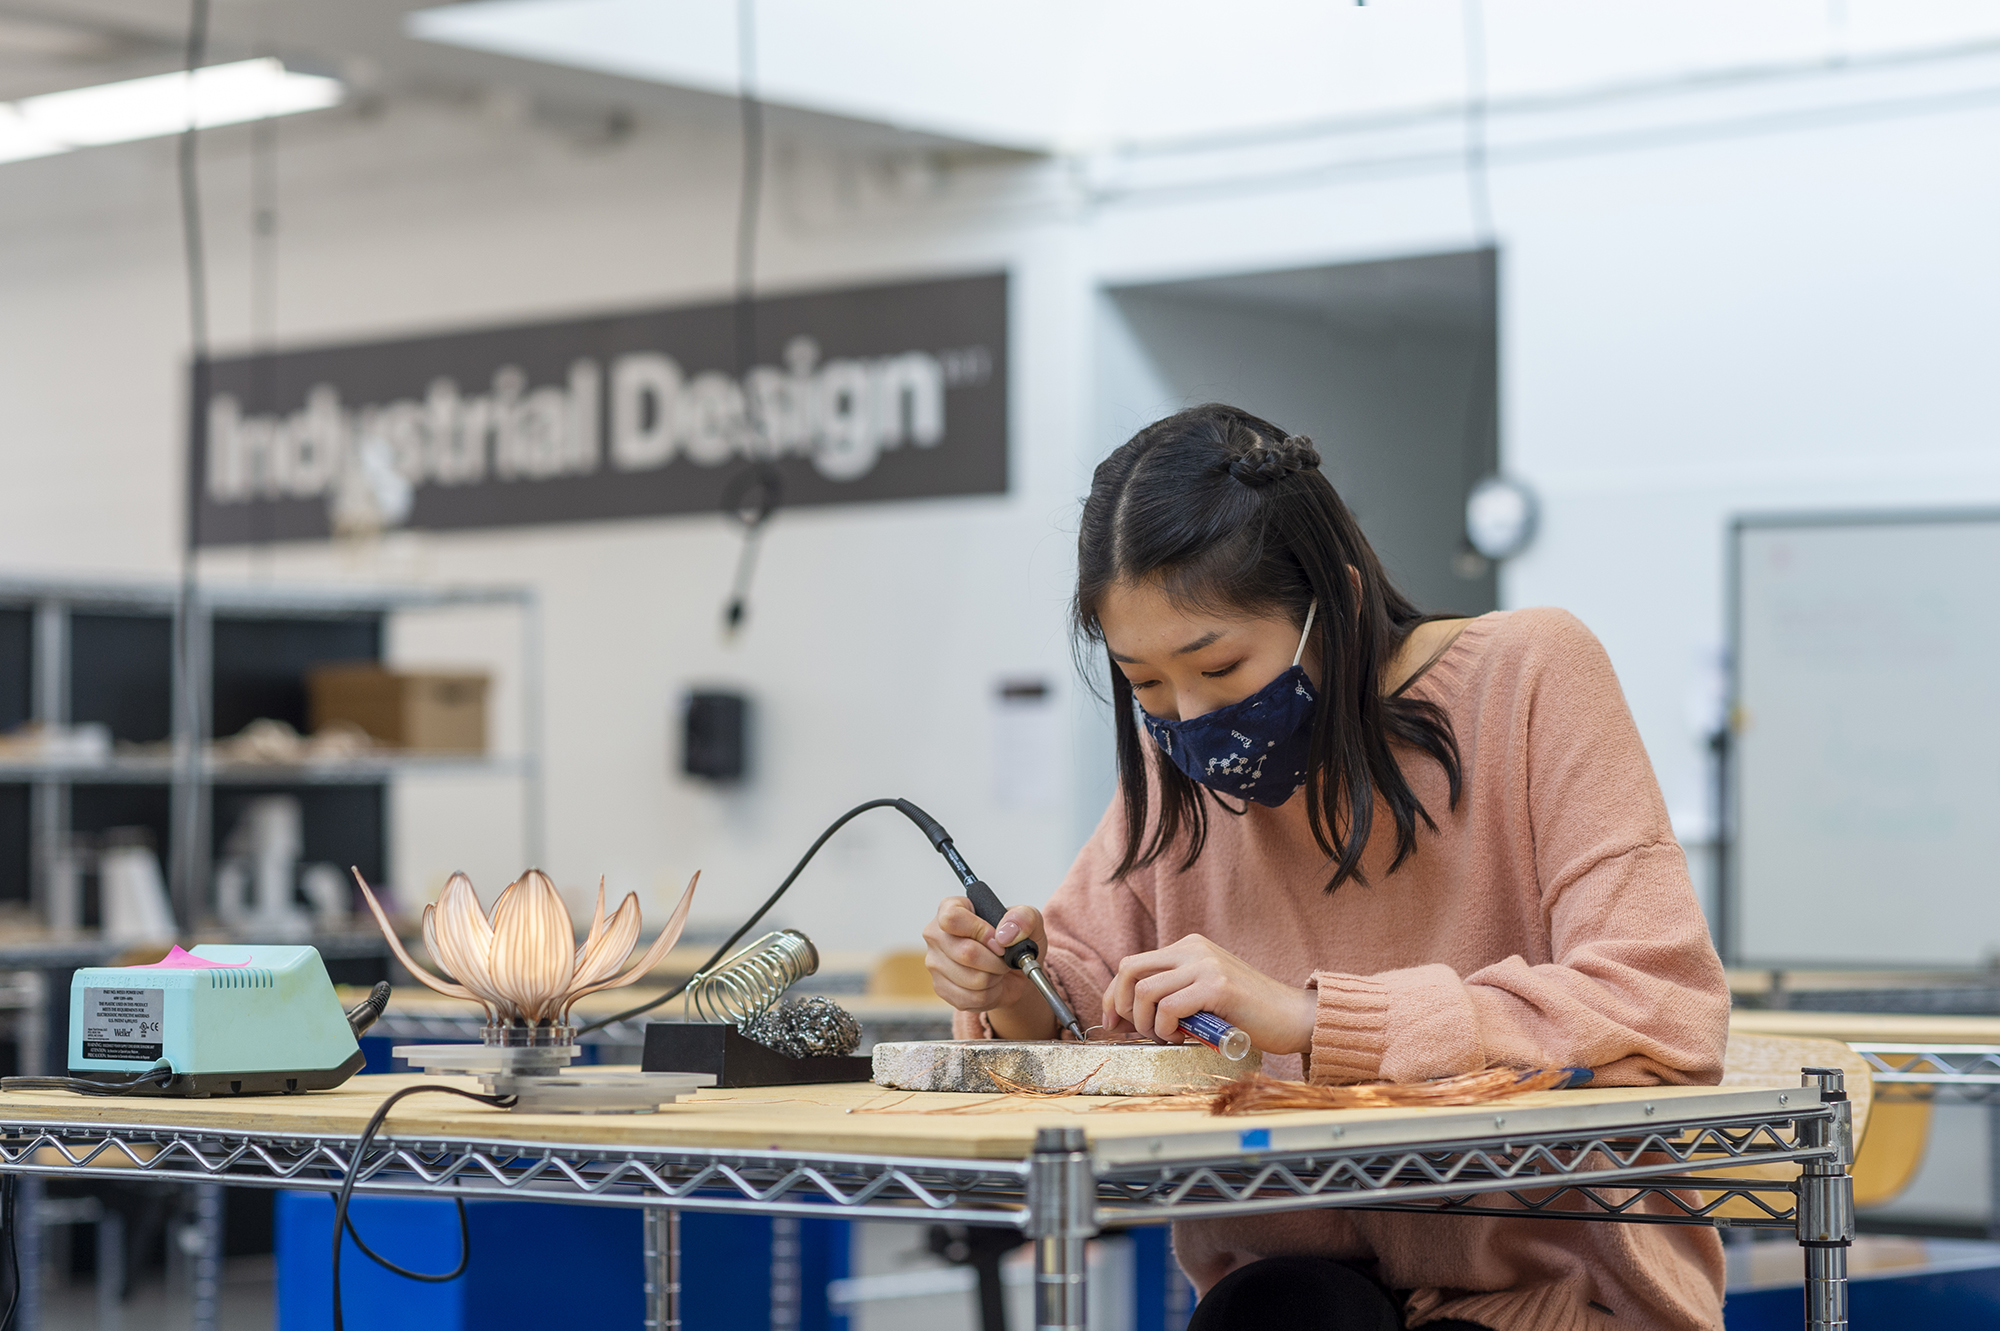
[488,868,576,1024]
[570,892,641,994]
[426,875,510,1014]
[350,867,480,1004]
[566,870,700,1003]
[575,877,607,971]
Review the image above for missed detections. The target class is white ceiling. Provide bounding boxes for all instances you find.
[0,0,979,155]
[9,1,2000,162]
[407,0,2000,154]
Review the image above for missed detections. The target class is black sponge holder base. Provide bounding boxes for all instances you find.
[640,1022,872,1087]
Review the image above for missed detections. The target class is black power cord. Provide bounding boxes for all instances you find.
[1,1172,18,1331]
[576,797,984,1037]
[331,1083,516,1331]
[0,1066,174,1096]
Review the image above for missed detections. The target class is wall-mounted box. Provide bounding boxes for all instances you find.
[308,666,488,753]
[682,691,748,782]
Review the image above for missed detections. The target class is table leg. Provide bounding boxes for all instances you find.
[1036,1236,1088,1331]
[770,1215,802,1329]
[17,1175,42,1331]
[188,1183,223,1331]
[1987,1099,2000,1242]
[644,1207,680,1331]
[1796,1067,1855,1331]
[96,1208,124,1331]
[1029,1127,1095,1331]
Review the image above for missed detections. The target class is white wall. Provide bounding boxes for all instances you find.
[0,99,1100,949]
[6,34,2000,950]
[1099,281,1495,619]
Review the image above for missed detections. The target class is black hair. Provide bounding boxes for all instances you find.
[1075,403,1462,890]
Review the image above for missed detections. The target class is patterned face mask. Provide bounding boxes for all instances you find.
[1137,601,1318,808]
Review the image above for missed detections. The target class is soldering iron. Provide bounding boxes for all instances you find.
[959,877,1252,1059]
[579,797,1253,1059]
[907,824,1089,1044]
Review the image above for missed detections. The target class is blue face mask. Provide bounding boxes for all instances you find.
[1137,601,1318,808]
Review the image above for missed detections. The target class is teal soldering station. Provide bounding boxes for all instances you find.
[60,945,387,1097]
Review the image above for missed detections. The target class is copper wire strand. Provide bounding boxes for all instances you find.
[984,1061,1113,1097]
[1207,1065,1579,1116]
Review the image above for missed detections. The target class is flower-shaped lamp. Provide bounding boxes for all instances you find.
[352,866,698,1041]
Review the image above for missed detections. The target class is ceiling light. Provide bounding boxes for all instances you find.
[0,58,342,167]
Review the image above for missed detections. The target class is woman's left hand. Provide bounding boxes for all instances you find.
[1103,934,1317,1056]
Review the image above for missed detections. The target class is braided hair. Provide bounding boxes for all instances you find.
[1075,403,1462,890]
[1228,434,1322,487]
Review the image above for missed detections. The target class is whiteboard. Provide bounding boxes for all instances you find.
[1735,515,2000,966]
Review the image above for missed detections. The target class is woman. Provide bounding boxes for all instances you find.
[922,404,1730,1330]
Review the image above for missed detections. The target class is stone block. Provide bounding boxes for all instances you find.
[870,1039,1259,1096]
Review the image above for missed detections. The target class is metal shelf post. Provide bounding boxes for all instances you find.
[1028,1126,1094,1331]
[644,1206,681,1330]
[1795,1067,1854,1331]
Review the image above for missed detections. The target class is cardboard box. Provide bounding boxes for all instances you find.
[307,665,489,753]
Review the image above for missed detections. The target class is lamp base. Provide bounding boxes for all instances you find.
[392,1042,714,1113]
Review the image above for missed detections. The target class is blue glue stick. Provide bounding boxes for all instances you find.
[1180,1011,1252,1061]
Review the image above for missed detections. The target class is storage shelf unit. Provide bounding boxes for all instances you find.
[0,577,541,931]
[0,755,532,785]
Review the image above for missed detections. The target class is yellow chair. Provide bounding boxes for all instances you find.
[1698,1033,1874,1221]
[1849,1098,1929,1209]
[1726,1010,2000,1210]
[868,949,936,998]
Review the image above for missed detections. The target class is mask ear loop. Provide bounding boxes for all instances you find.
[1293,599,1319,668]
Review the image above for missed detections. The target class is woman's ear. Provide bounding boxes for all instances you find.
[1346,565,1361,598]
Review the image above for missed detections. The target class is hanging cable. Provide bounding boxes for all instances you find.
[1451,0,1502,587]
[720,0,779,637]
[171,0,212,928]
[1459,0,1494,243]
[179,0,211,362]
[248,89,280,568]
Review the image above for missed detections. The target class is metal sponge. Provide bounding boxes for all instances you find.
[737,996,863,1059]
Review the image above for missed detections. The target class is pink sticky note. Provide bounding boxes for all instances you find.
[129,945,250,969]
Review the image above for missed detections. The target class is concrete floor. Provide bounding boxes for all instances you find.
[37,1256,275,1331]
[837,1222,1134,1331]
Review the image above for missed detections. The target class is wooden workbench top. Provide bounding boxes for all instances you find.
[0,1075,1805,1166]
[1731,1010,2000,1044]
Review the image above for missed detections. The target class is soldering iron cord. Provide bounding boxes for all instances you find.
[1,1172,17,1331]
[575,798,967,1036]
[331,1083,516,1331]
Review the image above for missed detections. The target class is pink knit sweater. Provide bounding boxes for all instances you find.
[954,608,1731,1331]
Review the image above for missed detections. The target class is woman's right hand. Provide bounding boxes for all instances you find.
[922,897,1058,1039]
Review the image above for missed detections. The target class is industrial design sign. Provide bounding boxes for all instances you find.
[191,272,1007,545]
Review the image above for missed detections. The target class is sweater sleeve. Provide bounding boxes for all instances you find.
[950,794,1161,1040]
[1306,611,1731,1087]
